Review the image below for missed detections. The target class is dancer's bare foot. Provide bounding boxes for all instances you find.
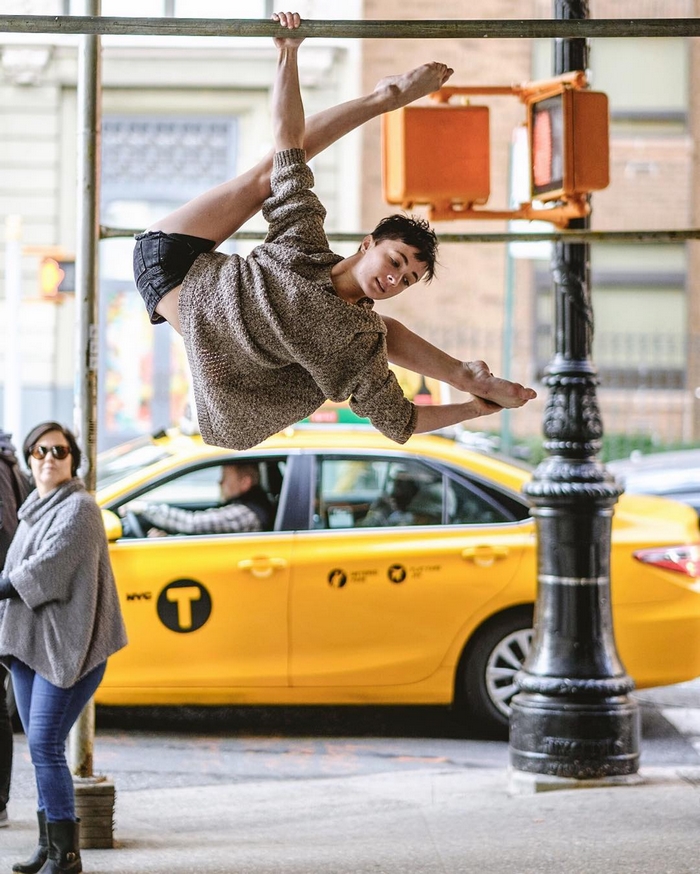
[456,360,537,409]
[375,62,454,110]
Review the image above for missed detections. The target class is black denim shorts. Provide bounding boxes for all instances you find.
[133,231,216,324]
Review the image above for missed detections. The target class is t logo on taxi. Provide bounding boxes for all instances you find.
[157,579,212,633]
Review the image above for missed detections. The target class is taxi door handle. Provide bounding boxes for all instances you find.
[461,545,509,567]
[237,557,288,579]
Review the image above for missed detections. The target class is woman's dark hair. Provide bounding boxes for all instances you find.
[369,214,439,282]
[23,421,82,478]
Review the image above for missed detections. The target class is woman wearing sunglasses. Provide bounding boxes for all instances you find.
[0,421,127,874]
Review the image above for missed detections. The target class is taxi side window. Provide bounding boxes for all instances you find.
[132,465,222,509]
[116,458,287,536]
[448,478,513,525]
[315,458,439,529]
[315,458,386,529]
[315,457,519,529]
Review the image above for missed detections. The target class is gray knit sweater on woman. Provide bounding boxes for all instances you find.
[0,478,127,688]
[179,148,418,451]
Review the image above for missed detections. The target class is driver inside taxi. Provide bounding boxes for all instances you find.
[119,462,274,536]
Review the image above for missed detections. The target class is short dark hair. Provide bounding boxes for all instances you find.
[224,462,259,485]
[23,421,82,478]
[369,214,439,282]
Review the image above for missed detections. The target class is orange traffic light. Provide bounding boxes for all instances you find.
[39,257,75,298]
[380,74,609,225]
[528,89,609,201]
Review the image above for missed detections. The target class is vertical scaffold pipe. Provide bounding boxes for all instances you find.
[69,0,102,783]
[508,0,640,781]
[69,3,117,850]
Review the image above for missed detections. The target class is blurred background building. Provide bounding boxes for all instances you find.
[1,0,698,458]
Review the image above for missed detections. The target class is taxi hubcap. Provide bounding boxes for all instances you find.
[486,628,533,718]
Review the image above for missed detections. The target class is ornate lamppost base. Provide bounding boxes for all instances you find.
[510,692,640,779]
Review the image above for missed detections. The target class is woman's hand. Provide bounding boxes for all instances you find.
[272,11,305,49]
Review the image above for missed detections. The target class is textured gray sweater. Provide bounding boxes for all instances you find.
[0,478,127,688]
[179,148,418,450]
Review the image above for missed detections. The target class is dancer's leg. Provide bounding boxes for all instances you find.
[149,62,453,246]
[149,61,453,330]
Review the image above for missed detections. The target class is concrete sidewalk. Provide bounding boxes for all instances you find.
[2,683,700,874]
[2,760,699,873]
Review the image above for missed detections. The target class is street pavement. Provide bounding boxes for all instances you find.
[2,682,700,873]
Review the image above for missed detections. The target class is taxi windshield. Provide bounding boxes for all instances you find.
[97,435,174,489]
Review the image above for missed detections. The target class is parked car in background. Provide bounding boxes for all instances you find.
[608,449,700,521]
[11,425,700,738]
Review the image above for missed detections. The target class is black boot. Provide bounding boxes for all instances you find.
[38,819,82,874]
[13,810,49,874]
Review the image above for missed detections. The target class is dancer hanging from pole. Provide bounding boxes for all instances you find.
[133,10,537,451]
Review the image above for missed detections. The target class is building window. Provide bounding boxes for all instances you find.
[102,116,237,203]
[532,38,689,134]
[534,245,686,390]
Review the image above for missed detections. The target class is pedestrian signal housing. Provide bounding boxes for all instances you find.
[529,89,609,201]
[382,105,491,215]
[381,73,609,226]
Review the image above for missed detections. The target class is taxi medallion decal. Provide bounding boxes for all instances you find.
[157,579,212,633]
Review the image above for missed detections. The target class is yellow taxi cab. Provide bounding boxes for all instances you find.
[91,422,700,736]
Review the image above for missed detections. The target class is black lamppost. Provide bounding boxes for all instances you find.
[508,0,640,779]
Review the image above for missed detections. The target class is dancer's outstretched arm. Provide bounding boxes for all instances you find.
[382,315,537,409]
[413,396,503,434]
[271,11,305,152]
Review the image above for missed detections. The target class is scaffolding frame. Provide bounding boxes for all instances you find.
[2,6,698,830]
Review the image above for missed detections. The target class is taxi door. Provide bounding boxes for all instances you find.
[289,454,531,690]
[105,532,292,699]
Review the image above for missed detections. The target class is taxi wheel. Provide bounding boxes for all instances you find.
[456,606,534,739]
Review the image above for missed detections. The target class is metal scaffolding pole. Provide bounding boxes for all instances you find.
[69,0,101,781]
[72,15,101,502]
[100,226,700,244]
[1,15,699,39]
[68,0,117,850]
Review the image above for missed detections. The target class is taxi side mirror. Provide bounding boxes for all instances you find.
[101,508,123,542]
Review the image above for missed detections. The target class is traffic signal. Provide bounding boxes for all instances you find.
[39,257,75,298]
[382,105,491,214]
[381,76,608,224]
[528,88,609,201]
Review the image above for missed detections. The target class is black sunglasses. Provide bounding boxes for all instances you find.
[30,444,72,461]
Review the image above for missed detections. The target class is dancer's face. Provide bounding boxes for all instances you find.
[356,237,427,302]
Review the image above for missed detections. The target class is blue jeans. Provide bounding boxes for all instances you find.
[10,660,106,822]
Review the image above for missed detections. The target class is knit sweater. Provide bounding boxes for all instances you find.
[0,479,127,688]
[179,148,418,451]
